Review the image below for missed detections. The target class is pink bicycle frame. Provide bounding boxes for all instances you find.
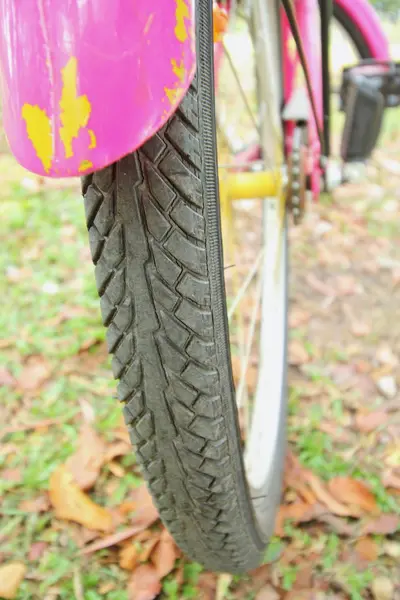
[0,0,389,181]
[282,0,389,199]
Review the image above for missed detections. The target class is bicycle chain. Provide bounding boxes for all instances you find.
[287,126,308,225]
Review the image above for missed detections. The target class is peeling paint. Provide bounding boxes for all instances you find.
[164,57,186,106]
[21,104,53,172]
[79,159,93,172]
[175,0,189,42]
[88,129,97,149]
[60,57,91,158]
[171,58,185,81]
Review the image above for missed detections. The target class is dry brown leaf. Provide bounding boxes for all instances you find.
[119,544,138,571]
[108,461,125,478]
[274,502,322,536]
[104,440,131,463]
[98,582,116,595]
[371,576,395,600]
[316,513,357,536]
[128,564,161,600]
[284,591,315,600]
[319,422,353,443]
[80,525,146,555]
[362,514,400,536]
[129,484,159,529]
[355,537,379,561]
[255,584,280,600]
[151,529,180,578]
[336,274,358,296]
[118,501,137,516]
[0,417,69,440]
[78,337,103,352]
[376,345,398,367]
[351,321,370,337]
[288,340,309,366]
[0,563,27,599]
[284,453,316,504]
[49,465,113,532]
[355,410,388,433]
[383,470,400,491]
[305,473,351,516]
[327,477,379,515]
[17,355,51,392]
[198,572,218,600]
[139,536,160,563]
[28,541,48,562]
[113,426,131,445]
[65,424,106,491]
[289,308,310,329]
[1,468,22,483]
[0,367,15,387]
[295,564,314,589]
[306,273,334,296]
[19,494,50,513]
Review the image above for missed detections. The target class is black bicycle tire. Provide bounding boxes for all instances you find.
[82,0,287,574]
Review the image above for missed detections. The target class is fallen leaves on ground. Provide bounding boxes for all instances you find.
[119,543,139,571]
[65,423,106,491]
[19,494,50,513]
[128,484,159,529]
[289,308,311,328]
[81,525,148,555]
[362,514,400,536]
[305,472,352,516]
[255,585,280,600]
[275,502,322,536]
[49,465,113,532]
[1,468,22,483]
[327,476,379,515]
[151,529,181,578]
[28,541,48,562]
[0,563,27,599]
[288,340,309,366]
[383,469,400,491]
[355,409,389,432]
[354,537,379,561]
[16,355,51,392]
[371,576,395,600]
[128,564,161,600]
[0,366,14,387]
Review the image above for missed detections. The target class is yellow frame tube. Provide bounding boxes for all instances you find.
[219,169,280,201]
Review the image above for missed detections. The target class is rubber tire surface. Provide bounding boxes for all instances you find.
[82,0,286,574]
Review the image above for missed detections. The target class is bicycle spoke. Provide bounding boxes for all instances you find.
[228,248,264,320]
[236,272,263,410]
[222,41,259,134]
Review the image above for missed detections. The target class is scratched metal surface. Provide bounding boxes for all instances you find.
[0,0,195,177]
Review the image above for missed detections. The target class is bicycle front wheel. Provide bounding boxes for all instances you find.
[83,0,287,573]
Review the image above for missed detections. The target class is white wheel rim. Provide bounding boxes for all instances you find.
[217,0,287,491]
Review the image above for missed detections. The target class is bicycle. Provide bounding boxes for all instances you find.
[1,0,398,574]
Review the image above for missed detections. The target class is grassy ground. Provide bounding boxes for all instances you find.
[1,36,400,600]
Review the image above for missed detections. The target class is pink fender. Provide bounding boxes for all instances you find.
[0,0,195,177]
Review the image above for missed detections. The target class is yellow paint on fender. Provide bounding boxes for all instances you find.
[164,58,186,106]
[171,58,185,82]
[175,0,189,42]
[21,104,53,173]
[88,129,97,149]
[60,57,91,158]
[79,159,93,172]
